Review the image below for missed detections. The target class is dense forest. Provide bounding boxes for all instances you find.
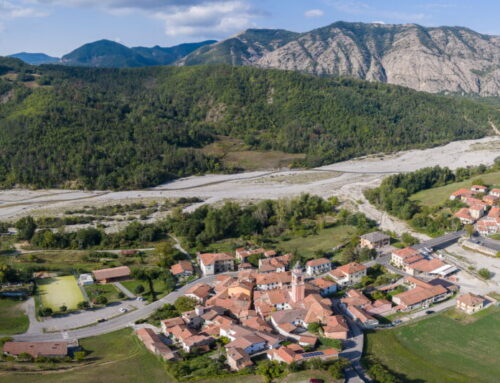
[0,57,499,190]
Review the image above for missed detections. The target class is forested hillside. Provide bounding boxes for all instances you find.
[0,58,498,190]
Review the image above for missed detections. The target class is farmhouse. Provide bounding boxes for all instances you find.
[185,283,212,303]
[360,231,390,249]
[391,247,422,268]
[471,185,488,193]
[456,293,487,314]
[136,328,175,361]
[170,261,194,277]
[198,253,234,276]
[329,262,367,287]
[454,208,476,224]
[305,258,332,275]
[226,347,253,371]
[392,277,452,311]
[92,266,131,284]
[3,341,68,358]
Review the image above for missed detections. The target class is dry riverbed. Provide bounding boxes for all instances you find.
[0,136,499,237]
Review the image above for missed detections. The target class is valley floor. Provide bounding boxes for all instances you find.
[0,137,499,233]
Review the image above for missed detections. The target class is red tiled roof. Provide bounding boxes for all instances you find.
[199,252,233,266]
[3,341,67,358]
[457,293,486,306]
[332,262,367,275]
[170,261,193,275]
[92,266,130,281]
[392,247,419,259]
[306,258,331,267]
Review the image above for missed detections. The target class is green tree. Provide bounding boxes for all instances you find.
[174,296,198,313]
[134,284,145,294]
[95,295,108,305]
[478,268,492,280]
[15,216,37,240]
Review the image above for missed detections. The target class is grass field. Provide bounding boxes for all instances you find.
[84,283,120,303]
[275,225,356,260]
[0,299,29,335]
[410,170,500,206]
[37,276,85,311]
[121,279,169,300]
[364,306,500,383]
[0,329,265,383]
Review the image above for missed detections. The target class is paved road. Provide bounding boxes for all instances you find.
[11,272,238,342]
[333,300,372,383]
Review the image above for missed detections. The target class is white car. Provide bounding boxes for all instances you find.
[136,297,145,301]
[119,307,128,313]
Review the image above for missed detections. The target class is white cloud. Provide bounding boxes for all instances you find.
[29,0,261,39]
[304,9,324,18]
[328,0,427,22]
[0,0,49,19]
[155,1,257,37]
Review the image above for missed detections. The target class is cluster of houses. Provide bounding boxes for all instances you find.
[391,247,456,278]
[451,185,500,235]
[136,261,356,370]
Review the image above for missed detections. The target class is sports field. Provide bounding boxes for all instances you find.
[365,306,500,383]
[37,276,85,311]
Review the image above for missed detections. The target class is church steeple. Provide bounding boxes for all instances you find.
[291,262,305,303]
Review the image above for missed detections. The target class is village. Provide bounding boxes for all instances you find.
[2,223,496,379]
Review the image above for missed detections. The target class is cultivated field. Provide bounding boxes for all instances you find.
[38,276,85,311]
[410,170,500,206]
[0,299,29,335]
[365,306,500,383]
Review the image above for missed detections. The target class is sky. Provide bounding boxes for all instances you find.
[1,0,500,57]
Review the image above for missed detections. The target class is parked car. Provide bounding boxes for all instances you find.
[97,318,107,323]
[425,310,435,315]
[119,307,128,313]
[392,320,402,325]
[136,297,145,301]
[309,379,324,383]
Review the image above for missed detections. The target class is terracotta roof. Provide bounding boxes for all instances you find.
[306,258,331,267]
[256,271,292,286]
[186,283,212,299]
[199,252,233,266]
[451,188,473,197]
[226,347,253,367]
[454,208,475,221]
[3,341,68,358]
[161,317,185,328]
[394,285,447,307]
[332,262,367,275]
[406,258,445,273]
[392,247,420,259]
[310,277,336,290]
[170,261,194,275]
[457,293,486,307]
[92,266,130,281]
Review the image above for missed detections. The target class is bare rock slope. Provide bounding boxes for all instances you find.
[179,22,500,96]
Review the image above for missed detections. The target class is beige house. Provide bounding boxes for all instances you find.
[456,293,487,314]
[360,232,390,249]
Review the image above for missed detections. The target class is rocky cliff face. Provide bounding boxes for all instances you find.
[179,22,500,96]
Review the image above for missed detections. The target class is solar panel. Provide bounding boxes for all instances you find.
[302,351,324,358]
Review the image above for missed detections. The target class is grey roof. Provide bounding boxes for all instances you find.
[361,231,390,242]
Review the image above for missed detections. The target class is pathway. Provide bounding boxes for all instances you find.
[113,282,136,299]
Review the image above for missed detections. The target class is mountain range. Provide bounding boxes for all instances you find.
[9,21,500,96]
[9,39,216,68]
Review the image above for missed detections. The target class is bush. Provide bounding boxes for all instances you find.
[95,295,108,305]
[134,284,145,294]
[73,351,86,361]
[478,268,492,280]
[59,305,67,312]
[174,296,198,313]
[39,307,53,317]
[77,301,90,310]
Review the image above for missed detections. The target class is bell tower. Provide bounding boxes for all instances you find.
[291,263,305,303]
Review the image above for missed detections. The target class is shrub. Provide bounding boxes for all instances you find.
[95,295,108,305]
[134,284,145,294]
[478,268,492,280]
